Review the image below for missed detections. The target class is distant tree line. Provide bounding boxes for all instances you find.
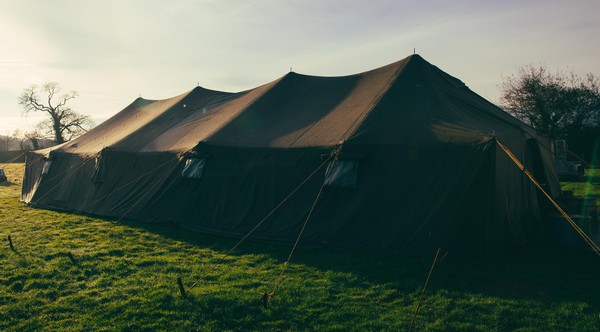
[499,65,600,165]
[0,130,54,152]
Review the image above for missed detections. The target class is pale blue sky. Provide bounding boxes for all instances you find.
[1,0,599,133]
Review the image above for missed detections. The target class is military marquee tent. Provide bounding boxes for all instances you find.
[21,55,561,256]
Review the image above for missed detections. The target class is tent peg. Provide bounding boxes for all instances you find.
[67,252,78,265]
[262,291,274,308]
[177,277,187,298]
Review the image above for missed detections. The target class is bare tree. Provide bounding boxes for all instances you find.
[12,129,30,151]
[499,65,600,159]
[18,82,93,144]
[24,129,44,150]
[500,65,600,137]
[0,132,10,151]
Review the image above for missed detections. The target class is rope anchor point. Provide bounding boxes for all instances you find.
[262,291,274,308]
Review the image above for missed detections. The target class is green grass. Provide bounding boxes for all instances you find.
[561,168,600,199]
[1,163,600,331]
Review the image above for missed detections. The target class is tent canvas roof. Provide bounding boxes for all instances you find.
[55,55,533,155]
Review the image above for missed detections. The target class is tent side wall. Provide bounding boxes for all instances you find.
[140,140,502,256]
[21,151,46,203]
[143,146,331,240]
[22,137,555,257]
[22,150,180,220]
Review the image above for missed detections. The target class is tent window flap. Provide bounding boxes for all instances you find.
[324,160,359,188]
[92,156,106,183]
[182,158,206,179]
[41,160,53,175]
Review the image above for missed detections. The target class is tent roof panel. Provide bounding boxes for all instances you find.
[51,54,532,154]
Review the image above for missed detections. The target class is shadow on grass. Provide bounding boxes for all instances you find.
[0,181,16,187]
[114,217,600,309]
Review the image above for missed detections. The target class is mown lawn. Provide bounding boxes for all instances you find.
[561,168,600,198]
[1,163,599,331]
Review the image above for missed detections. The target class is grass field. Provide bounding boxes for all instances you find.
[1,163,600,331]
[561,168,600,198]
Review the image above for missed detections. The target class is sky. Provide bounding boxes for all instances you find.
[1,0,600,134]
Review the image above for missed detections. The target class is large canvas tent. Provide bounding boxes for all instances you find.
[22,55,561,257]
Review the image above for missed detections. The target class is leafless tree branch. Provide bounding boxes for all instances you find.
[18,82,93,144]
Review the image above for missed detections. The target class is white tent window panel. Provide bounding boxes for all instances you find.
[324,160,359,188]
[182,158,206,179]
[41,160,53,175]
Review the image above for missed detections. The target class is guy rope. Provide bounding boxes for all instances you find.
[496,139,600,256]
[263,145,343,307]
[183,146,342,297]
